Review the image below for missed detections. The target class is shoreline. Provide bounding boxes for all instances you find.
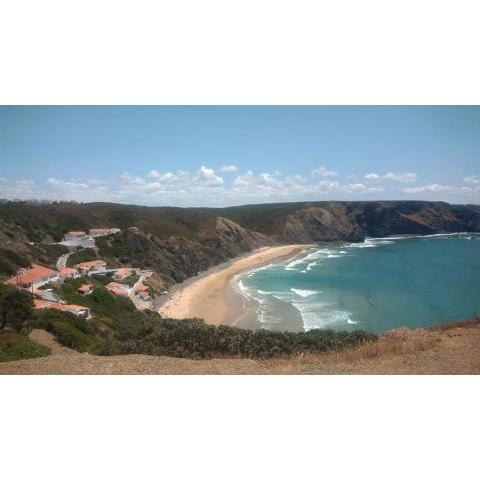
[158,244,312,325]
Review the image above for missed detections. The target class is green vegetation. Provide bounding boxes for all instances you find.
[96,235,129,261]
[0,283,34,332]
[36,309,104,353]
[0,330,50,362]
[35,279,378,359]
[90,272,114,285]
[101,317,377,359]
[0,247,31,277]
[123,274,140,287]
[66,248,97,267]
[29,243,69,266]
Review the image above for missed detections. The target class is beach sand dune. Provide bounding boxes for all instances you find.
[158,245,309,325]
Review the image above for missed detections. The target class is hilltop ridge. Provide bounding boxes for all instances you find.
[1,200,479,289]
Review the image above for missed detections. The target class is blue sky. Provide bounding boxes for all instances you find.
[0,106,479,206]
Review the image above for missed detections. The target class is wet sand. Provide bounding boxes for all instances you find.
[158,245,310,325]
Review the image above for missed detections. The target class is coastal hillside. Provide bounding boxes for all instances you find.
[0,200,479,287]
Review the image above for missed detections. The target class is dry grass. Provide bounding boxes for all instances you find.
[1,319,479,374]
[273,327,442,369]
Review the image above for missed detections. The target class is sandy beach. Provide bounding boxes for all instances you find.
[158,245,310,325]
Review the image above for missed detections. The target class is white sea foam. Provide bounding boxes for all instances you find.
[291,301,353,331]
[290,288,318,297]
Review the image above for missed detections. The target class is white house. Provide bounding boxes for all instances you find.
[89,227,121,237]
[60,231,95,248]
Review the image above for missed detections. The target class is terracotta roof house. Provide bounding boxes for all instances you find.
[78,284,94,295]
[105,281,130,296]
[8,264,59,289]
[113,268,133,281]
[135,284,149,293]
[75,260,107,273]
[59,267,79,279]
[34,299,91,319]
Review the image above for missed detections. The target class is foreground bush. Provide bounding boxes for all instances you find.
[100,317,377,359]
[35,309,104,353]
[0,330,50,362]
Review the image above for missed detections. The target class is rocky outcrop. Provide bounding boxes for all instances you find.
[282,204,364,243]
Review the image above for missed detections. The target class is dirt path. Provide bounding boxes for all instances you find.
[1,322,479,375]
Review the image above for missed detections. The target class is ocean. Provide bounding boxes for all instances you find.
[234,233,480,334]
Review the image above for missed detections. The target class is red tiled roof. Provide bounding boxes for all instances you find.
[8,264,58,286]
[76,260,107,269]
[67,231,86,236]
[136,284,149,292]
[106,282,129,295]
[59,267,78,278]
[78,284,93,293]
[114,268,132,277]
[34,299,89,315]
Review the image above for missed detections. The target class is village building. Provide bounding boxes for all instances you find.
[8,264,59,290]
[75,260,107,274]
[135,284,149,294]
[63,231,87,242]
[88,227,121,237]
[61,231,95,248]
[78,284,94,295]
[59,267,79,279]
[105,281,130,296]
[137,290,150,300]
[33,299,91,319]
[113,267,134,281]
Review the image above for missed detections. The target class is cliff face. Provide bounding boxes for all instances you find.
[100,218,272,287]
[282,205,363,243]
[0,200,479,287]
[346,201,480,237]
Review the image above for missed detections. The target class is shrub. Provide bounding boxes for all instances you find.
[100,317,377,359]
[0,330,50,362]
[66,248,97,267]
[35,309,103,353]
[0,283,34,332]
[0,248,31,277]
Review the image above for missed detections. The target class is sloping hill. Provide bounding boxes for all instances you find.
[0,200,479,287]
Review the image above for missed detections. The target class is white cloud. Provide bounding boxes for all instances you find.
[0,167,475,206]
[220,164,238,172]
[364,172,380,181]
[312,166,337,177]
[464,175,480,186]
[195,166,224,187]
[401,183,452,194]
[146,170,161,179]
[47,178,88,189]
[146,170,177,182]
[383,172,417,183]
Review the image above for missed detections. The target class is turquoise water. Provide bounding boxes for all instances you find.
[236,233,480,334]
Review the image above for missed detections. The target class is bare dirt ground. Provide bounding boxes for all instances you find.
[1,321,479,374]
